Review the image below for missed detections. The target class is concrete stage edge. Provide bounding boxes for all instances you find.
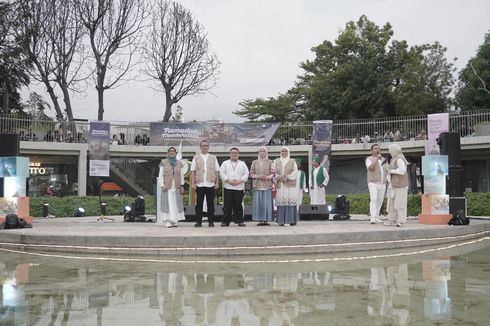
[0,217,489,258]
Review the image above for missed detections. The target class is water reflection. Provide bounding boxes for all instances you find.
[1,244,490,325]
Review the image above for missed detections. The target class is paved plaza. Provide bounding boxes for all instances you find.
[1,215,489,258]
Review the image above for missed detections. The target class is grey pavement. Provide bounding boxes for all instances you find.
[1,215,489,257]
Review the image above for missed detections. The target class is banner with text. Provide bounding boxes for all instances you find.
[89,121,110,177]
[426,113,449,155]
[150,122,280,146]
[312,120,333,170]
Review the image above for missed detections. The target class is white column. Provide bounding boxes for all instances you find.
[78,149,87,196]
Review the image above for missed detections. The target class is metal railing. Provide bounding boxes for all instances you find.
[111,158,156,194]
[2,109,490,146]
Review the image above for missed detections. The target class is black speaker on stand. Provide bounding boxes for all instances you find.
[0,134,20,156]
[437,132,466,217]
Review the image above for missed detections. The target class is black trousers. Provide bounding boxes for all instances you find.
[223,188,244,224]
[195,186,215,224]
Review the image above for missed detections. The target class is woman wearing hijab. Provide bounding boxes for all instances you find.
[157,146,185,227]
[309,155,329,205]
[385,144,409,227]
[250,146,274,226]
[273,147,299,226]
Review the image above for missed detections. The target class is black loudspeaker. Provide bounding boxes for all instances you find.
[437,132,461,166]
[449,197,466,216]
[407,163,418,194]
[299,205,330,220]
[447,166,464,197]
[183,205,227,222]
[4,214,19,229]
[0,134,20,156]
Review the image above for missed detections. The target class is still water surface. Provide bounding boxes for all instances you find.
[1,241,489,325]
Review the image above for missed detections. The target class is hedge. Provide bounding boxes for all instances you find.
[29,196,157,218]
[28,192,490,217]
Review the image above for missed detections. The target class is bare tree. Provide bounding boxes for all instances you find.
[76,0,149,121]
[13,0,64,121]
[13,0,86,129]
[469,62,490,95]
[143,0,220,122]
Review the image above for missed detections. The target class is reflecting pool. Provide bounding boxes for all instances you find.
[1,241,489,325]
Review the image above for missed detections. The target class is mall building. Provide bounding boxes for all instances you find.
[1,109,489,197]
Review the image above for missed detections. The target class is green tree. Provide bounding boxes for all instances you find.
[234,92,302,123]
[236,16,455,122]
[456,31,490,110]
[0,1,30,114]
[391,41,455,116]
[23,92,52,121]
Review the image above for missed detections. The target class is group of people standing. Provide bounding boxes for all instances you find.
[366,143,409,227]
[157,140,330,228]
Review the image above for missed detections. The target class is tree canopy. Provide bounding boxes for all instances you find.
[235,15,455,122]
[456,31,490,111]
[0,1,30,114]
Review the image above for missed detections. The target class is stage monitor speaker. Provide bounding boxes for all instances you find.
[183,205,227,222]
[0,134,20,156]
[299,205,330,220]
[437,132,461,166]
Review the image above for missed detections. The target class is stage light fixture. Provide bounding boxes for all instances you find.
[123,195,146,222]
[100,202,107,216]
[75,207,85,217]
[332,194,350,220]
[43,203,49,217]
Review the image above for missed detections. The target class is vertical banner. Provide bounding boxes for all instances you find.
[426,113,449,155]
[89,121,110,177]
[312,120,333,170]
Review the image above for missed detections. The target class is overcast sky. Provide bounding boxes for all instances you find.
[22,0,490,122]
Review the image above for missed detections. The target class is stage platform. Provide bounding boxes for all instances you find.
[1,215,489,258]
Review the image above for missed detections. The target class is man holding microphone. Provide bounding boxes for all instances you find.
[366,144,386,224]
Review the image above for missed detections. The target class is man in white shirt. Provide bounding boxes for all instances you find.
[366,144,386,224]
[190,140,220,227]
[219,147,250,227]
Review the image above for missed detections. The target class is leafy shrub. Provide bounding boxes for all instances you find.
[30,195,157,218]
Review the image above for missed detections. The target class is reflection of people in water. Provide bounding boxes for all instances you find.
[368,264,411,325]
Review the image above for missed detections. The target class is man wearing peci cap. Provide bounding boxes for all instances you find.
[309,156,329,205]
[219,147,249,227]
[190,140,220,227]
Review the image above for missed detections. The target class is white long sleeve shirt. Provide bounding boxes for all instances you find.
[391,158,407,175]
[219,159,249,190]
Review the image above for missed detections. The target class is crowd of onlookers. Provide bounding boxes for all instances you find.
[111,133,151,145]
[19,129,87,143]
[15,123,477,146]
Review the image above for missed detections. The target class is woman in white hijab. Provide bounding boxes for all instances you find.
[250,146,274,226]
[273,146,299,226]
[385,144,409,227]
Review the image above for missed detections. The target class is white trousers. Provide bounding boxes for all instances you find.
[368,183,386,219]
[387,187,408,224]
